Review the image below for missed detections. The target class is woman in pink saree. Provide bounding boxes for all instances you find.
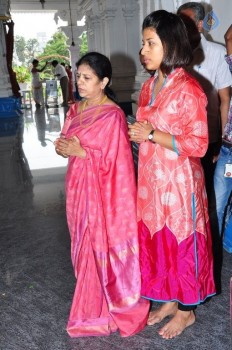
[129,11,215,339]
[55,52,149,338]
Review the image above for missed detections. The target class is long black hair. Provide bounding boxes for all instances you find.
[76,52,117,103]
[142,10,193,75]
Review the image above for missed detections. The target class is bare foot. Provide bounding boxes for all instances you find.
[158,309,195,339]
[147,302,178,326]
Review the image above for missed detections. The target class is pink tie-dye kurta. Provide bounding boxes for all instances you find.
[61,103,149,337]
[137,68,215,305]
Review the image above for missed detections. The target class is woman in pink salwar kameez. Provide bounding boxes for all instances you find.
[55,52,149,338]
[129,11,215,339]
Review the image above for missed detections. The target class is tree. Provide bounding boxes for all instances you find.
[14,35,26,65]
[13,30,71,83]
[41,31,69,62]
[25,38,40,62]
[79,31,88,57]
[14,36,40,66]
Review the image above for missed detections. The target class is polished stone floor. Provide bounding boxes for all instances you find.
[0,105,231,350]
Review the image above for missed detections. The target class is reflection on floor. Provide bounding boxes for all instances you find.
[0,106,231,350]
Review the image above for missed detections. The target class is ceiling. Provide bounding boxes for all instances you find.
[10,0,81,12]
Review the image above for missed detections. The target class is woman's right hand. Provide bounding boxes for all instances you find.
[54,136,86,159]
[54,137,68,158]
[128,121,154,143]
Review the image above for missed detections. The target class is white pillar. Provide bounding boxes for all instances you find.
[0,0,13,97]
[84,0,142,102]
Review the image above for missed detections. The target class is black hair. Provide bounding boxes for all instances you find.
[142,10,193,75]
[32,59,39,65]
[51,60,58,66]
[178,13,201,51]
[177,2,205,22]
[76,52,117,103]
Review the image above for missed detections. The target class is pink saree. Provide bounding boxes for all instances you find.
[61,102,149,337]
[137,68,215,305]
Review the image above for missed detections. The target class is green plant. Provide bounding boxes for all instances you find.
[80,31,88,57]
[14,65,31,83]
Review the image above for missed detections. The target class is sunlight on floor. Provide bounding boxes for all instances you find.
[22,106,68,171]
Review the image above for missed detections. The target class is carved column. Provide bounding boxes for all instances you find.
[0,0,12,97]
[83,0,142,102]
[85,10,101,52]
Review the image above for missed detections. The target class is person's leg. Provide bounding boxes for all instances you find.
[223,199,232,252]
[201,142,217,204]
[222,173,232,243]
[214,145,232,234]
[158,303,196,339]
[147,301,178,325]
[178,303,197,312]
[60,76,69,106]
[210,145,231,293]
[38,86,44,106]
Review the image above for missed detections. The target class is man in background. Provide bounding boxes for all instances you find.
[177,2,231,203]
[51,60,69,107]
[213,24,232,253]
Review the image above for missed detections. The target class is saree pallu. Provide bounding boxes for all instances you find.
[62,103,149,337]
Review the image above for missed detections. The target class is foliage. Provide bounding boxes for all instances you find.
[14,35,40,66]
[26,38,40,60]
[13,30,71,83]
[13,65,30,83]
[79,31,88,57]
[13,28,88,84]
[14,30,69,68]
[41,31,70,63]
[14,35,26,65]
[36,31,70,79]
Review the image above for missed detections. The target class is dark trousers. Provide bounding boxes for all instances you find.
[60,76,69,105]
[201,142,218,204]
[178,303,197,311]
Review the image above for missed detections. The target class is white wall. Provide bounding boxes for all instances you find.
[205,0,232,44]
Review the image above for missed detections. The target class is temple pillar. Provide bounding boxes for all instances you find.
[0,0,21,139]
[0,0,13,97]
[82,0,140,104]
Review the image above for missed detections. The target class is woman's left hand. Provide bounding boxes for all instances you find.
[55,136,86,158]
[128,121,154,143]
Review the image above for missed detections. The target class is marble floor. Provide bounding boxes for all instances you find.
[0,105,231,350]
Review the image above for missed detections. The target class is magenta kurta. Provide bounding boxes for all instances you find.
[61,102,149,337]
[137,68,215,305]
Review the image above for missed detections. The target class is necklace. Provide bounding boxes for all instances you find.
[79,95,107,128]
